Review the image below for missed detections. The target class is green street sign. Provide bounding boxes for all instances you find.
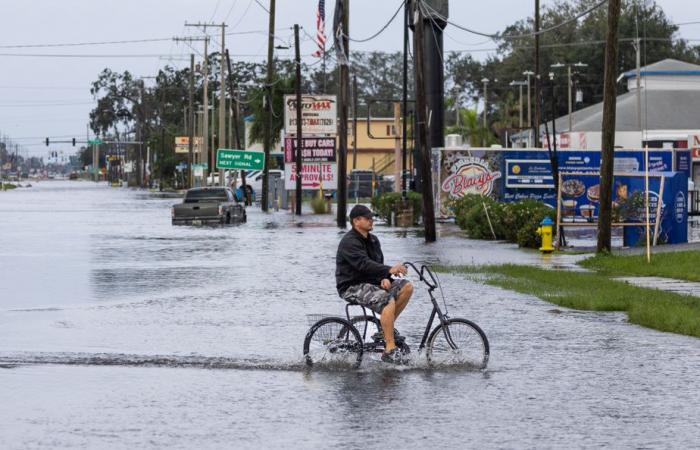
[192,163,208,169]
[88,139,103,145]
[216,149,265,170]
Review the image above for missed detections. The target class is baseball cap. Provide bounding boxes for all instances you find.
[349,204,374,220]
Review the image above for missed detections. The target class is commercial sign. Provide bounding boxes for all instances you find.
[174,136,203,154]
[216,149,265,171]
[440,156,502,198]
[284,137,336,163]
[505,159,554,188]
[284,162,337,190]
[557,171,688,244]
[284,95,337,135]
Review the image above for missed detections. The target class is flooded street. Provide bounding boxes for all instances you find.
[1,181,699,449]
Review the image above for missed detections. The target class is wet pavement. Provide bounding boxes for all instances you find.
[615,276,700,297]
[1,181,700,449]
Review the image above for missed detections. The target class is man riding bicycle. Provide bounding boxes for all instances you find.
[335,205,414,364]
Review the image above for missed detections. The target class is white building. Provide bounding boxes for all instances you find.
[523,58,700,188]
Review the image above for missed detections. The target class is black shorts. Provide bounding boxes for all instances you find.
[341,279,409,314]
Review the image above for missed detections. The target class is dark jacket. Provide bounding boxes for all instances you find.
[336,228,391,295]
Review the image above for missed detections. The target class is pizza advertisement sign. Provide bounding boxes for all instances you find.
[434,149,503,218]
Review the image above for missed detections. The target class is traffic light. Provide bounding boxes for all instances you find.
[72,138,76,146]
[45,138,49,146]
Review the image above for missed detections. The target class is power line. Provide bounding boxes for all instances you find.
[0,37,174,49]
[223,0,240,22]
[209,0,222,22]
[252,0,269,14]
[0,102,95,107]
[421,0,609,40]
[0,29,278,50]
[343,0,405,43]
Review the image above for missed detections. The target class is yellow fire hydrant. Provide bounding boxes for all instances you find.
[536,216,555,253]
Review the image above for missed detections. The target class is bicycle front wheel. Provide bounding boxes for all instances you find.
[303,317,363,369]
[426,318,489,369]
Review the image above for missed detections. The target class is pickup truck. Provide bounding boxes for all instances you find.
[171,187,246,225]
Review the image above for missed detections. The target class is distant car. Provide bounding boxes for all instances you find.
[348,169,378,198]
[171,187,246,225]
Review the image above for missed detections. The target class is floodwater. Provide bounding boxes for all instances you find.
[1,181,699,449]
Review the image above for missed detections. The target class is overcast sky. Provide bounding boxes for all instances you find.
[1,0,697,155]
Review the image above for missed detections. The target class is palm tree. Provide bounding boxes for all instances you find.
[446,108,496,147]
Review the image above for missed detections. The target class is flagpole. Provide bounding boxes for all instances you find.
[322,45,327,93]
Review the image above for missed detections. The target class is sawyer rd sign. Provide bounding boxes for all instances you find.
[284,95,337,135]
[284,137,336,163]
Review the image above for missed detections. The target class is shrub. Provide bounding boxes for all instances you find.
[371,191,423,225]
[460,197,507,240]
[310,195,329,214]
[452,196,554,248]
[502,200,554,244]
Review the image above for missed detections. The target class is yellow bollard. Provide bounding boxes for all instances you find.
[536,216,555,254]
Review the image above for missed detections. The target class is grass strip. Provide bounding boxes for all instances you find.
[437,264,700,338]
[579,251,700,282]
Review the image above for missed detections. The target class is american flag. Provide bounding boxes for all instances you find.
[312,0,326,57]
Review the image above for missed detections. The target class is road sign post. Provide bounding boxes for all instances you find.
[216,149,265,171]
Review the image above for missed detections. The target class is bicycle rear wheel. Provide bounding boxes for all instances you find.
[426,318,489,369]
[303,317,363,368]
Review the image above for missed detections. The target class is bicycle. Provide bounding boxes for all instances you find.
[303,262,490,369]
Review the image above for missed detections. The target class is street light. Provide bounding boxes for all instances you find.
[551,62,589,131]
[523,70,535,147]
[509,80,528,130]
[481,78,489,144]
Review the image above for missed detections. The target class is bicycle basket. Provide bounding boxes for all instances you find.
[306,314,334,327]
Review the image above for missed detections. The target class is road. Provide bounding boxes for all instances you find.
[1,181,698,449]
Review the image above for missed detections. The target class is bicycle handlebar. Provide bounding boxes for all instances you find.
[402,261,438,290]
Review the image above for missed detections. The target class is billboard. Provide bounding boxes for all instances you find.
[284,137,336,163]
[284,95,337,135]
[284,162,337,190]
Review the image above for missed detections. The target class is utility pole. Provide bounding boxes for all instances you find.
[352,74,358,170]
[414,0,436,243]
[394,102,401,192]
[523,70,534,146]
[294,24,303,215]
[262,0,276,212]
[203,37,209,184]
[188,54,195,188]
[402,0,409,197]
[219,23,227,186]
[481,77,489,146]
[185,23,228,185]
[597,0,622,253]
[173,35,209,184]
[534,0,541,148]
[225,49,248,198]
[336,0,349,228]
[634,37,642,132]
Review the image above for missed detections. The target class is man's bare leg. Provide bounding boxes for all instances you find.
[393,282,413,319]
[380,299,397,352]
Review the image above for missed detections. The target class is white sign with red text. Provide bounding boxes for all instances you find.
[285,162,337,190]
[284,95,337,135]
[440,157,502,197]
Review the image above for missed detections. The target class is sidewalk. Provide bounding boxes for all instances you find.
[616,276,700,298]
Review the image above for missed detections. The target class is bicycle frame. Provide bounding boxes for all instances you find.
[343,262,460,352]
